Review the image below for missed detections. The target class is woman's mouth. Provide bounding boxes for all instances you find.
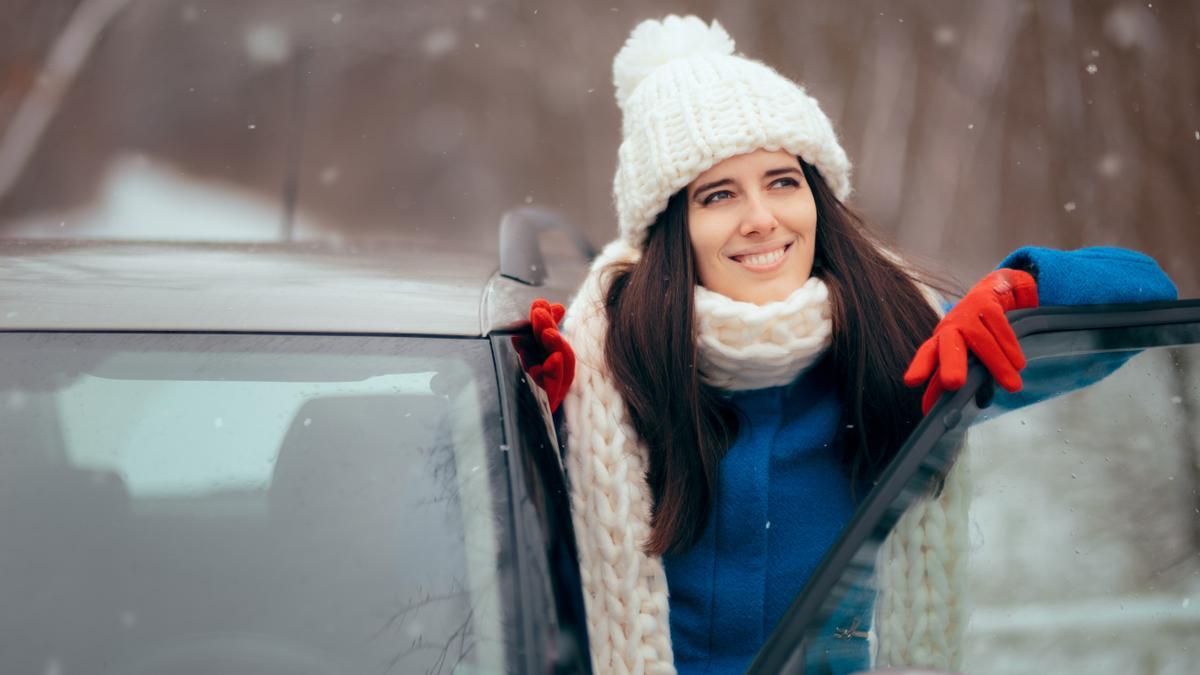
[730,242,793,271]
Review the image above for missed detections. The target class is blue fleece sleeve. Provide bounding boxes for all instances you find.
[996,246,1178,305]
[977,246,1177,417]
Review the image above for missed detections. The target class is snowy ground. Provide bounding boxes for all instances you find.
[3,154,332,242]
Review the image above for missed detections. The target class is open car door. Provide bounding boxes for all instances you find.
[747,299,1200,675]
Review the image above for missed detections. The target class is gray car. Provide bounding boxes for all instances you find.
[3,226,1199,675]
[0,212,594,675]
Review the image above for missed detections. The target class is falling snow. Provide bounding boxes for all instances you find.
[1097,154,1121,177]
[422,28,459,58]
[243,23,291,65]
[934,25,957,46]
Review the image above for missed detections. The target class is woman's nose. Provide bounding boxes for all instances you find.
[738,193,777,235]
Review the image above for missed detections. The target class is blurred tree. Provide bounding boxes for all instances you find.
[0,0,1196,293]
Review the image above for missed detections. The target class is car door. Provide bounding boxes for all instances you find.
[747,299,1200,675]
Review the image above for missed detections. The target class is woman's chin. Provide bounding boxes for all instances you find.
[726,277,810,305]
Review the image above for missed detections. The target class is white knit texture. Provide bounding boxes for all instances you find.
[694,278,832,391]
[613,15,735,110]
[873,457,972,670]
[611,15,852,248]
[563,239,676,674]
[561,238,968,673]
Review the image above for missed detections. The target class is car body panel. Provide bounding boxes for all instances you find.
[0,239,585,336]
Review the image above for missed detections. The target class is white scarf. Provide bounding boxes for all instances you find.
[694,277,833,391]
[561,239,969,674]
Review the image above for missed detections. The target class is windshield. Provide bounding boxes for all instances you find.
[770,318,1200,674]
[0,332,510,675]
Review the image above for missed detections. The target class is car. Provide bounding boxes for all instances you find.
[3,218,1198,675]
[0,209,595,675]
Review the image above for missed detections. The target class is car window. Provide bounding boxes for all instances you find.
[958,342,1199,673]
[0,332,512,675]
[748,303,1200,675]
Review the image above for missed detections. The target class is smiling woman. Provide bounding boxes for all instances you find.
[533,13,1180,675]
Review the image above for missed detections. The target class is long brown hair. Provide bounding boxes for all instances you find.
[603,160,946,556]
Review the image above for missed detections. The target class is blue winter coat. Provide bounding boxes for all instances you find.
[663,246,1178,674]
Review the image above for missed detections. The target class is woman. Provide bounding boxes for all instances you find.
[522,15,1176,674]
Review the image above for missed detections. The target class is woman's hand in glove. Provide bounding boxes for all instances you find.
[512,299,575,412]
[904,268,1039,414]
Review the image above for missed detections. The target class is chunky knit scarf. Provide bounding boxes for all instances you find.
[694,278,833,391]
[561,239,970,674]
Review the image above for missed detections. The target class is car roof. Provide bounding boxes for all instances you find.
[0,238,587,336]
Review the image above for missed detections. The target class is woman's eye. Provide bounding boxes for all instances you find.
[702,190,734,205]
[770,177,799,189]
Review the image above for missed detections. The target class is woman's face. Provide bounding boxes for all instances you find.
[686,149,818,305]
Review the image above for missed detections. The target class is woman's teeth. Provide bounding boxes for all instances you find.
[736,245,786,266]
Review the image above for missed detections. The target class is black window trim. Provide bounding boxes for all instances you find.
[489,333,593,675]
[747,298,1200,674]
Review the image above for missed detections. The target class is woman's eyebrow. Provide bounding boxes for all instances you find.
[691,167,801,199]
[691,177,734,198]
[764,167,803,178]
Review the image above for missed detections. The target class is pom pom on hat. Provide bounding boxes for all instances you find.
[613,15,735,110]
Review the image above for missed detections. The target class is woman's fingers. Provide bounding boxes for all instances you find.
[960,322,1022,392]
[921,374,947,415]
[903,337,940,387]
[541,351,564,400]
[540,327,566,353]
[980,305,1026,372]
[936,329,969,390]
[1005,269,1040,309]
[531,306,555,337]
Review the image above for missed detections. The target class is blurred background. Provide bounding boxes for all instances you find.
[1,0,1197,293]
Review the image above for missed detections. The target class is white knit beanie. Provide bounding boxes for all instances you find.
[612,15,853,248]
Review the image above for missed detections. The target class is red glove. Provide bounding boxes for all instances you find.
[904,268,1039,414]
[512,299,576,412]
